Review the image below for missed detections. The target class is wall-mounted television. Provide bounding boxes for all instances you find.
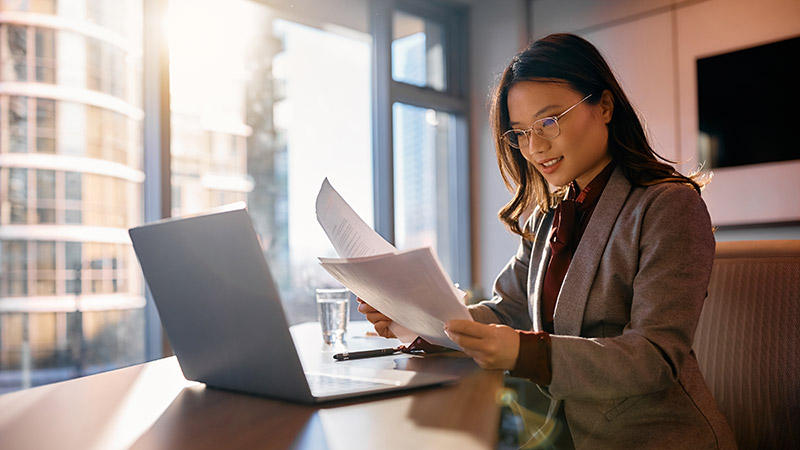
[697,36,800,169]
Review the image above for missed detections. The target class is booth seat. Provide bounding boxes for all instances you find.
[693,240,800,450]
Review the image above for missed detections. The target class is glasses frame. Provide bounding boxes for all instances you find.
[502,93,593,148]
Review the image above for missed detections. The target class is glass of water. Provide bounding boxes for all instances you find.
[315,288,350,344]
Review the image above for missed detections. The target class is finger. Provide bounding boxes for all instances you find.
[444,320,491,339]
[356,297,365,304]
[445,329,488,351]
[357,302,381,314]
[365,313,392,325]
[374,321,396,339]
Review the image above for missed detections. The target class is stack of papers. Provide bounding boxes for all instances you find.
[316,178,472,350]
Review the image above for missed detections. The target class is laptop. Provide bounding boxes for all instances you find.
[128,204,458,403]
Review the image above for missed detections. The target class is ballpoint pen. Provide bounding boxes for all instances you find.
[333,346,405,361]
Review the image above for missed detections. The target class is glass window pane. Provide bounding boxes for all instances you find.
[36,98,57,153]
[1,241,28,297]
[36,208,55,224]
[36,169,55,199]
[9,96,28,153]
[392,103,454,275]
[86,38,103,92]
[36,241,56,295]
[65,241,82,295]
[65,210,82,224]
[5,25,28,81]
[392,11,446,91]
[85,105,103,158]
[36,169,56,224]
[65,172,82,200]
[169,0,372,325]
[35,27,56,83]
[8,168,28,224]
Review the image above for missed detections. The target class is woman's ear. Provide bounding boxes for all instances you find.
[599,89,614,124]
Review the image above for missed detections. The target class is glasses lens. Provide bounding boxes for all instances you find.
[503,130,522,149]
[534,118,560,139]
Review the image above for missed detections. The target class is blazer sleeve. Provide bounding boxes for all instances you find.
[547,184,715,400]
[469,214,537,330]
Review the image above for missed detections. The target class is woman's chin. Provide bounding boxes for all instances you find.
[541,174,571,189]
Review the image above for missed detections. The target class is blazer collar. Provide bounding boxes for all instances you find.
[553,165,632,336]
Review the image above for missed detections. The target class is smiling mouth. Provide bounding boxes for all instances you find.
[541,157,563,167]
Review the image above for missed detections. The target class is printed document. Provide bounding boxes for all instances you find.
[315,178,472,349]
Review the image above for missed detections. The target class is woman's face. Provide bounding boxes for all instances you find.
[506,81,613,189]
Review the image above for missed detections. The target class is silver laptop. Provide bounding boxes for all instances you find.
[128,204,458,403]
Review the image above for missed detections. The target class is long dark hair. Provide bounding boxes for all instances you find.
[490,33,705,238]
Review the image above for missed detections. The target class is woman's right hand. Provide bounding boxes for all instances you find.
[356,298,397,338]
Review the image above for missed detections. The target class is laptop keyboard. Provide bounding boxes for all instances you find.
[306,373,399,396]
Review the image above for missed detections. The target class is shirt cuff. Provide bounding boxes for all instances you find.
[508,330,552,385]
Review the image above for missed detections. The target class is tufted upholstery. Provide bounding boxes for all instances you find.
[693,240,800,450]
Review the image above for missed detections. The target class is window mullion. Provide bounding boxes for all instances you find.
[391,80,467,114]
[371,0,395,244]
[142,0,170,360]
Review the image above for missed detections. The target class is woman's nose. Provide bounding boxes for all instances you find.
[524,135,548,156]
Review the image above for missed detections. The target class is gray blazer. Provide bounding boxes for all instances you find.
[472,166,736,449]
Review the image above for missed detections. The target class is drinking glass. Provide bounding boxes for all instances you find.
[316,288,350,344]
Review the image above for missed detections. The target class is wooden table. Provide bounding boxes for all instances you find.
[0,322,504,449]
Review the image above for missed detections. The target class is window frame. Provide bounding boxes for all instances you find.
[142,0,171,359]
[370,0,471,288]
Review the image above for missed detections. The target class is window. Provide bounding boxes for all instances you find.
[36,98,56,154]
[0,241,28,297]
[35,169,56,223]
[392,104,456,272]
[5,25,27,81]
[373,0,471,287]
[392,11,446,91]
[6,168,28,223]
[168,0,373,324]
[8,96,28,153]
[35,27,56,83]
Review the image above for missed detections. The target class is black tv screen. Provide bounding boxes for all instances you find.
[697,36,800,169]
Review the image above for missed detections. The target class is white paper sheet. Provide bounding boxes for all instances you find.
[315,178,472,348]
[315,179,418,342]
[319,247,472,349]
[315,178,396,258]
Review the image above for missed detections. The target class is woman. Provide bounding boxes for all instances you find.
[359,33,735,449]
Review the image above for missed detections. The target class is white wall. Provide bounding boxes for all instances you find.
[468,0,530,298]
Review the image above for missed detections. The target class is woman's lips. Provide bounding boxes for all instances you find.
[538,156,563,174]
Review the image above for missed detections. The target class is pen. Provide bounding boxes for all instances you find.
[333,347,402,361]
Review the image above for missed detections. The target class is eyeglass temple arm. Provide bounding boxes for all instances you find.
[556,93,593,119]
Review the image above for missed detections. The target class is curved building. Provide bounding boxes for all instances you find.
[0,1,145,392]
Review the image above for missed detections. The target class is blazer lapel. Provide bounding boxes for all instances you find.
[554,166,631,336]
[529,211,554,332]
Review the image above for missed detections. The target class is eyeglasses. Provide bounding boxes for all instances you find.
[502,93,593,148]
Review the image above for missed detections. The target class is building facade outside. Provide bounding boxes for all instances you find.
[0,0,146,393]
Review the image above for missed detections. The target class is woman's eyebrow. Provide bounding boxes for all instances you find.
[534,104,560,117]
[510,104,561,126]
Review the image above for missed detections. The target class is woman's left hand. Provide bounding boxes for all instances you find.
[444,320,520,370]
